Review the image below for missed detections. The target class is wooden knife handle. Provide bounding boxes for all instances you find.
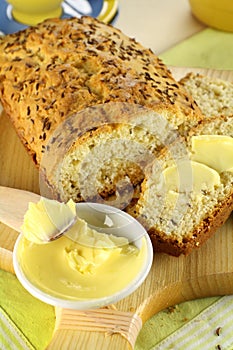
[46,307,142,350]
[0,186,40,233]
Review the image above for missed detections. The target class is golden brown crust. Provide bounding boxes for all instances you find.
[148,191,233,256]
[179,72,200,85]
[0,16,201,166]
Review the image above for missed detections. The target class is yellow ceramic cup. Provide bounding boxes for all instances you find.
[7,0,63,26]
[189,0,233,32]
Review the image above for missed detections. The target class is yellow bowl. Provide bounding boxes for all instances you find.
[189,0,233,32]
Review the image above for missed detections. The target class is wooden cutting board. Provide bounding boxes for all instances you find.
[0,67,233,350]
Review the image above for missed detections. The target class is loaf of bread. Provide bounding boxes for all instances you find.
[0,16,201,168]
[1,17,232,257]
[180,72,233,118]
[0,17,202,209]
[131,115,233,256]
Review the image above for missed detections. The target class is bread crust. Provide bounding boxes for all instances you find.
[0,16,201,167]
[148,193,233,256]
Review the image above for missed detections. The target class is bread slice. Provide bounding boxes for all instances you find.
[0,17,201,169]
[41,101,190,204]
[180,72,233,118]
[131,115,233,256]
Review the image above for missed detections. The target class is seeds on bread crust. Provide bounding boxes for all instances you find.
[0,16,201,166]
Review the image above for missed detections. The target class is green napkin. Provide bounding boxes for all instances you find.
[135,297,219,349]
[160,28,233,70]
[0,305,34,350]
[0,270,55,350]
[136,296,233,349]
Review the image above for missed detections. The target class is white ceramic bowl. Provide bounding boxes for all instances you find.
[13,202,153,309]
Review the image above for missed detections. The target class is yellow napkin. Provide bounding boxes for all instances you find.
[160,28,233,70]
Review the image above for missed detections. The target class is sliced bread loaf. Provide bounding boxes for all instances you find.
[1,18,232,257]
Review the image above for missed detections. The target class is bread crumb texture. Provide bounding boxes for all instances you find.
[180,73,233,118]
[48,103,184,205]
[135,116,233,255]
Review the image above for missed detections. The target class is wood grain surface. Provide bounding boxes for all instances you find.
[0,67,232,350]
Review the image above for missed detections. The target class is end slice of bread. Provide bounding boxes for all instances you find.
[180,72,233,118]
[132,115,233,256]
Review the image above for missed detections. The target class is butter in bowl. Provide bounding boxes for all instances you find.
[13,198,153,309]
